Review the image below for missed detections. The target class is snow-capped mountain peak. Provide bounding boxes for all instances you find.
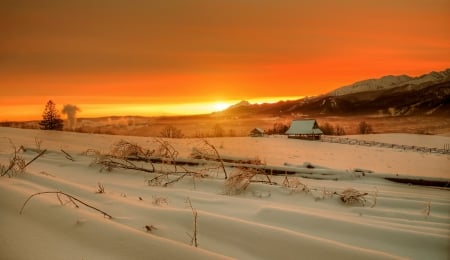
[228,100,251,109]
[330,69,450,96]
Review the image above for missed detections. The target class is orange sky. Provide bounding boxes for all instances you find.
[1,0,449,120]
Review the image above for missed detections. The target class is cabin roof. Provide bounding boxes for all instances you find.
[285,119,323,135]
[251,128,264,133]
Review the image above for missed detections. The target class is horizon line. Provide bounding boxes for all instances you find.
[0,95,306,122]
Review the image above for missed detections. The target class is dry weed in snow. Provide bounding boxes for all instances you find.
[224,168,257,195]
[339,188,368,206]
[191,139,228,179]
[185,197,198,247]
[110,139,152,158]
[0,138,46,177]
[282,176,310,194]
[95,182,105,194]
[422,201,431,218]
[34,136,43,152]
[20,191,113,219]
[152,196,169,206]
[145,225,158,232]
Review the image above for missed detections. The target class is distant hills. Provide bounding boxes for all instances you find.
[220,68,450,117]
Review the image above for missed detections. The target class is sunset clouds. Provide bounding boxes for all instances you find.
[0,0,449,119]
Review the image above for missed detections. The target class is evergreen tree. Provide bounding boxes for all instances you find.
[39,100,64,130]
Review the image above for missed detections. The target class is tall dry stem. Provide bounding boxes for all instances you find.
[185,197,198,247]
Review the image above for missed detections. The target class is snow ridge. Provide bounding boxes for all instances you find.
[331,69,450,96]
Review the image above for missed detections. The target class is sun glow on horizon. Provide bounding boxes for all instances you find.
[211,102,233,112]
[1,1,449,123]
[0,96,307,121]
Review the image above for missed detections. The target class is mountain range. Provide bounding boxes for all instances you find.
[220,68,450,117]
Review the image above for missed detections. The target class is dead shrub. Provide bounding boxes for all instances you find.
[111,140,153,158]
[190,140,227,179]
[282,176,310,194]
[1,138,45,178]
[224,168,258,195]
[95,182,105,194]
[339,188,368,206]
[152,196,169,206]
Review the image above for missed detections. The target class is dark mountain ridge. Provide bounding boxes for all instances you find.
[220,69,450,117]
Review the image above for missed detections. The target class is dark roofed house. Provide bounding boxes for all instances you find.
[250,128,265,137]
[285,119,323,140]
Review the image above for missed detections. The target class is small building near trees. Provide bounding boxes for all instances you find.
[249,128,265,137]
[285,119,323,140]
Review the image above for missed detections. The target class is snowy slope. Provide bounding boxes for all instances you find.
[0,127,449,259]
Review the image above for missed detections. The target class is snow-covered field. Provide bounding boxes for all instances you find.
[0,127,449,260]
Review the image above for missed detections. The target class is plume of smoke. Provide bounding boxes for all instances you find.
[62,104,81,130]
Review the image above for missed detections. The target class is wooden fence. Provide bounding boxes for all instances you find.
[320,136,450,155]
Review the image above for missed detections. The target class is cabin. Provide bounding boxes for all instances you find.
[285,119,323,140]
[249,128,265,137]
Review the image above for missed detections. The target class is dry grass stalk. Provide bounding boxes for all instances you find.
[185,197,198,247]
[154,138,178,159]
[224,167,258,195]
[1,138,46,178]
[34,137,43,152]
[146,165,206,188]
[97,156,155,173]
[61,149,75,161]
[110,140,153,158]
[56,192,79,208]
[24,149,47,168]
[96,182,105,194]
[20,191,113,219]
[312,187,335,201]
[152,196,169,206]
[38,171,55,177]
[201,140,228,179]
[1,138,25,177]
[145,225,157,232]
[82,148,102,157]
[87,140,179,174]
[282,176,309,194]
[371,187,379,208]
[154,138,179,173]
[224,167,275,195]
[146,173,169,186]
[339,188,368,206]
[422,201,431,218]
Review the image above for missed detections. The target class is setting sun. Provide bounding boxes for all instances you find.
[211,102,233,112]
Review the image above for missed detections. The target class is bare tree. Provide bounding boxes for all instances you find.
[160,125,184,138]
[267,122,289,135]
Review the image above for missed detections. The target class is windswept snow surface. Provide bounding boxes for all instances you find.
[0,127,449,259]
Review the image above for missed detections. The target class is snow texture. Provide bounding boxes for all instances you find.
[0,127,449,260]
